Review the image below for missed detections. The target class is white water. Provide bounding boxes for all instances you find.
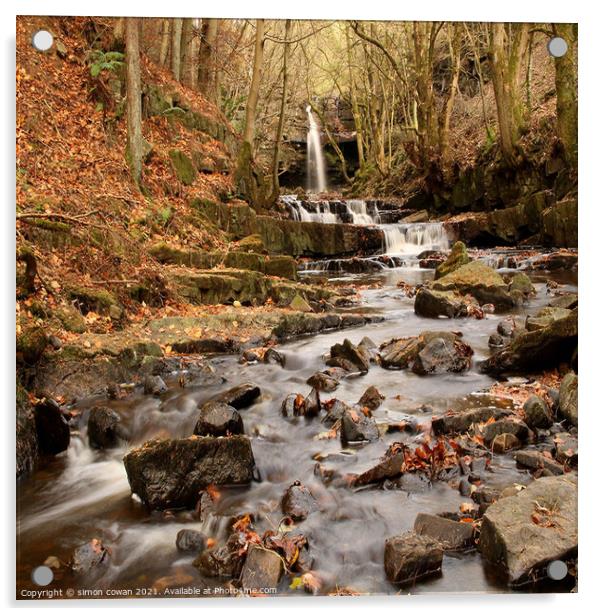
[282,195,449,256]
[306,106,327,193]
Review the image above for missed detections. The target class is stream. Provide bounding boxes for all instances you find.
[16,205,578,597]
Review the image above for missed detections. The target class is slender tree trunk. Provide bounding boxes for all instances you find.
[345,25,364,166]
[242,19,265,146]
[553,23,578,168]
[125,18,143,186]
[159,19,171,67]
[270,19,292,202]
[180,18,194,86]
[171,18,183,81]
[199,19,219,98]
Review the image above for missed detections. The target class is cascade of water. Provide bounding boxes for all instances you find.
[306,106,327,193]
[380,223,449,255]
[346,199,378,224]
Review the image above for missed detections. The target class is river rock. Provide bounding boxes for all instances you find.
[482,308,577,374]
[412,336,474,375]
[414,288,476,319]
[523,395,553,430]
[307,371,339,392]
[432,407,511,435]
[413,513,474,551]
[432,261,515,310]
[206,382,261,410]
[341,408,379,444]
[508,272,536,298]
[329,339,370,373]
[194,401,244,436]
[322,398,353,425]
[143,375,167,396]
[194,532,246,578]
[281,393,306,418]
[289,293,313,313]
[384,532,443,585]
[491,433,522,453]
[353,444,406,486]
[434,241,471,279]
[304,389,321,417]
[497,317,516,337]
[70,538,110,575]
[479,474,577,585]
[553,432,578,465]
[559,372,578,427]
[88,406,124,449]
[176,529,207,553]
[281,481,318,521]
[549,293,578,310]
[240,545,282,592]
[514,450,565,475]
[489,333,505,348]
[34,398,70,456]
[525,307,572,332]
[379,331,473,373]
[123,436,255,509]
[358,385,385,410]
[479,417,531,445]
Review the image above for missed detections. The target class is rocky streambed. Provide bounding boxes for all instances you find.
[16,242,578,598]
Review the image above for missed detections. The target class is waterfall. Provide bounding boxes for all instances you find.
[306,105,327,193]
[282,195,449,258]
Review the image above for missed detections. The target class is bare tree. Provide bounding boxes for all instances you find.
[171,18,183,81]
[159,19,171,67]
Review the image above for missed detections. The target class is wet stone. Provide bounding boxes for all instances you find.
[176,529,207,553]
[144,375,167,396]
[304,389,321,417]
[240,545,283,593]
[514,450,565,476]
[34,398,70,456]
[88,405,124,449]
[281,481,318,521]
[281,393,305,418]
[70,538,110,575]
[489,333,505,348]
[553,432,578,466]
[194,401,244,437]
[559,372,578,427]
[307,371,339,392]
[207,382,261,410]
[480,418,531,445]
[411,336,473,375]
[329,339,370,373]
[432,407,511,436]
[384,532,443,585]
[194,532,246,579]
[358,385,385,410]
[413,513,474,551]
[523,395,553,430]
[492,433,521,453]
[341,408,379,444]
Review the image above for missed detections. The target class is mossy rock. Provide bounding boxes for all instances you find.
[55,305,87,333]
[264,256,298,281]
[169,149,197,186]
[508,272,536,298]
[541,199,578,248]
[234,234,265,253]
[435,241,471,279]
[289,294,313,312]
[432,261,515,310]
[17,326,48,365]
[65,285,118,315]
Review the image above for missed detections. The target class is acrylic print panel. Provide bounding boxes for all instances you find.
[16,15,578,600]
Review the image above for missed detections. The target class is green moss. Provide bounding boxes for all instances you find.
[65,285,118,315]
[169,149,197,186]
[55,305,87,333]
[435,241,471,279]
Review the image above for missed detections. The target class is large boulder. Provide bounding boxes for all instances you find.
[240,545,282,592]
[123,436,255,509]
[434,241,471,279]
[559,372,578,427]
[384,532,443,585]
[379,331,473,375]
[525,307,572,332]
[34,398,70,456]
[414,288,477,319]
[432,261,515,310]
[431,407,511,435]
[194,401,244,437]
[479,474,577,586]
[482,309,577,374]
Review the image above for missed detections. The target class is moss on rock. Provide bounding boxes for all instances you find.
[169,149,197,186]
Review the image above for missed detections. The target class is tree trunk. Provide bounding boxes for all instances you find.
[270,20,291,203]
[242,19,265,146]
[553,23,578,169]
[171,18,183,81]
[180,18,194,87]
[199,19,219,99]
[489,23,529,164]
[159,19,171,67]
[125,18,143,186]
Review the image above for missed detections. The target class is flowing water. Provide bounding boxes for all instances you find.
[16,243,577,597]
[306,106,327,193]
